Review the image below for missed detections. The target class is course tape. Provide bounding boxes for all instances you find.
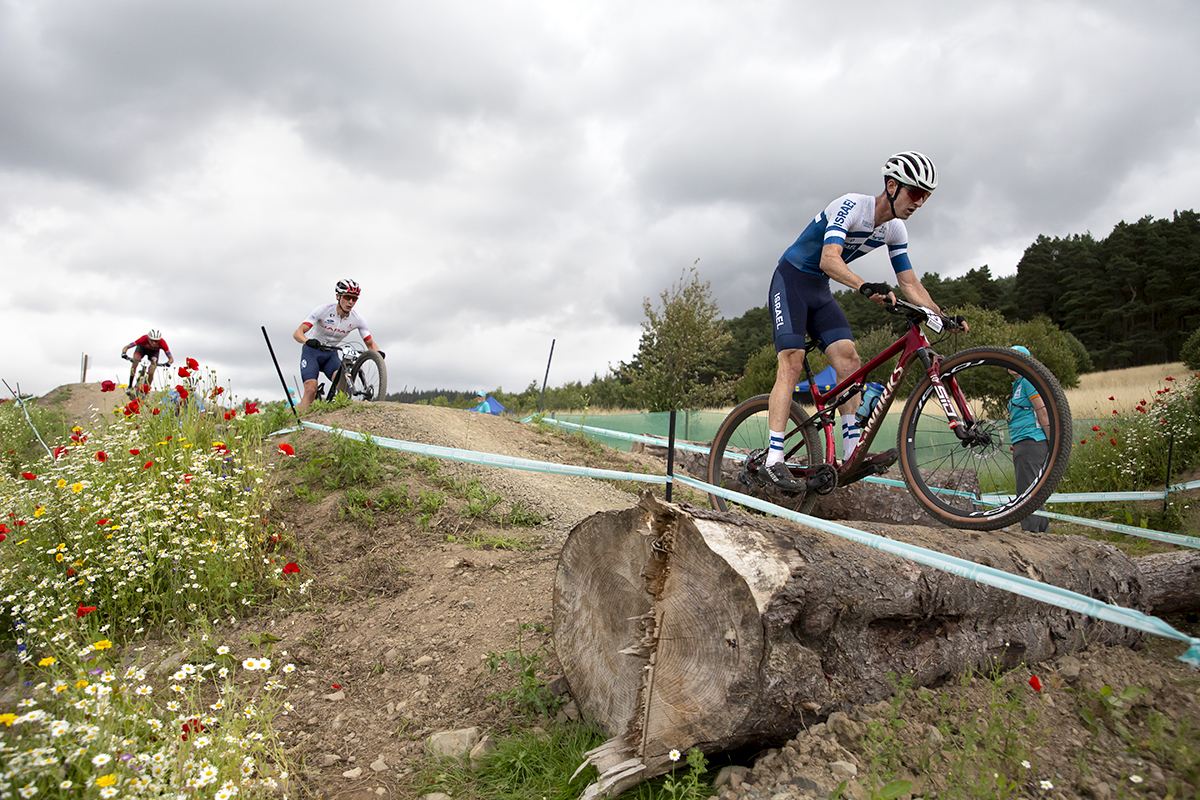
[1029,510,1200,550]
[672,474,1200,666]
[290,419,1199,665]
[298,421,669,485]
[528,417,713,456]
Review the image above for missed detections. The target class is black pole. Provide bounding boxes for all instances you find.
[262,326,300,420]
[1164,433,1175,514]
[665,409,677,502]
[538,339,556,415]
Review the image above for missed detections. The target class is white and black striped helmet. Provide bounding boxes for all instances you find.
[882,151,938,191]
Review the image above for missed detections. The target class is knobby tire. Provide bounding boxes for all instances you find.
[342,350,388,402]
[897,346,1071,530]
[706,394,821,515]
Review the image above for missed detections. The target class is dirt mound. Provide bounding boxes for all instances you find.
[36,382,124,427]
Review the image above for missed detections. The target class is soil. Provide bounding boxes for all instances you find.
[29,385,1200,800]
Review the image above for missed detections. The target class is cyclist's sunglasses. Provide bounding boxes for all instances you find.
[901,183,930,203]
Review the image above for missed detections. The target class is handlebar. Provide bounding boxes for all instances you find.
[883,297,967,333]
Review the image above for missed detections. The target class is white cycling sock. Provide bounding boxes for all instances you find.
[841,415,860,461]
[765,429,786,467]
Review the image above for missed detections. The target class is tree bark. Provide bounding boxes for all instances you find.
[554,494,1194,799]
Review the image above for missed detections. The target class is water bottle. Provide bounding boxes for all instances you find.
[856,382,884,425]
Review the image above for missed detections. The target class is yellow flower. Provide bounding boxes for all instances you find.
[96,775,117,787]
[71,483,84,493]
[72,426,82,433]
[34,507,46,517]
[0,714,15,727]
[57,479,67,488]
[38,657,56,667]
[55,553,65,562]
[92,640,113,651]
[75,680,88,688]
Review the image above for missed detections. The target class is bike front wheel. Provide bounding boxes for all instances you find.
[897,346,1071,530]
[339,351,388,402]
[706,394,822,515]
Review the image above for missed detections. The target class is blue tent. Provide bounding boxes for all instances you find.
[795,365,837,395]
[472,395,506,415]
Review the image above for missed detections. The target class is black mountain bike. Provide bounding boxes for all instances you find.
[310,342,388,402]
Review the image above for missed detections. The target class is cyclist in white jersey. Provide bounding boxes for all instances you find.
[292,279,384,412]
[763,151,967,491]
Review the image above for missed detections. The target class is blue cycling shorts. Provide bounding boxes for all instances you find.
[300,348,342,382]
[769,263,853,353]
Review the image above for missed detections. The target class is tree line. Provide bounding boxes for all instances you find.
[399,210,1199,413]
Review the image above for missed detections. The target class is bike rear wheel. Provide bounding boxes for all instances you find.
[340,351,388,402]
[706,393,822,515]
[897,346,1071,530]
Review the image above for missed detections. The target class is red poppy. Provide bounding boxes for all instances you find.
[1108,396,1114,401]
[331,684,341,690]
[142,461,153,470]
[100,380,116,392]
[1080,439,1087,445]
[1028,675,1042,692]
[1110,439,1117,445]
[186,357,200,371]
[211,386,225,398]
[0,535,6,543]
[181,717,206,741]
[151,408,160,415]
[0,524,7,534]
[96,519,109,525]
[244,401,259,415]
[52,446,68,460]
[183,474,194,483]
[1166,376,1175,381]
[175,385,189,400]
[21,472,35,480]
[1091,425,1100,432]
[77,603,96,618]
[15,520,25,527]
[129,448,140,455]
[278,443,295,456]
[282,562,300,574]
[66,568,73,576]
[178,367,191,379]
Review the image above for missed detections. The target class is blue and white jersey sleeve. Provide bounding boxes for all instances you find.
[781,193,913,278]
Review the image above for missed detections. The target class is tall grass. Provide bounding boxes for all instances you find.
[0,363,301,799]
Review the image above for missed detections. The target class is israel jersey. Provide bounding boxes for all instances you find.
[780,193,913,279]
[304,304,372,346]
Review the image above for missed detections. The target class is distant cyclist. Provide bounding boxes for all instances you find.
[120,329,174,391]
[293,279,383,412]
[764,151,966,490]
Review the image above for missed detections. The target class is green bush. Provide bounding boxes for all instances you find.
[1182,328,1200,372]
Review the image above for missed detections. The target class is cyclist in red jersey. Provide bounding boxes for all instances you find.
[120,329,174,390]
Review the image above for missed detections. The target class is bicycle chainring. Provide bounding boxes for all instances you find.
[806,463,838,495]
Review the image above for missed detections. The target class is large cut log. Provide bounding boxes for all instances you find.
[554,494,1194,799]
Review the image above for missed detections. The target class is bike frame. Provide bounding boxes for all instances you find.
[792,307,973,477]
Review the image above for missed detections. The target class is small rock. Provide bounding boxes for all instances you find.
[370,757,388,773]
[374,788,387,796]
[1079,776,1112,800]
[323,690,346,701]
[341,767,362,779]
[1059,656,1082,683]
[318,754,342,767]
[830,761,857,780]
[827,711,864,745]
[413,656,434,668]
[426,726,481,758]
[927,725,944,745]
[714,765,750,788]
[383,648,401,664]
[421,794,452,800]
[469,735,497,769]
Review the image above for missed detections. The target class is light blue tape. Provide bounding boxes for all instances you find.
[533,417,712,455]
[675,474,1200,664]
[300,422,669,485]
[1034,509,1200,550]
[269,426,303,436]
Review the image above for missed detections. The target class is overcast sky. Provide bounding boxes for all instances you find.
[3,0,1199,403]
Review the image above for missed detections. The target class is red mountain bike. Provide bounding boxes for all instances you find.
[706,299,1071,530]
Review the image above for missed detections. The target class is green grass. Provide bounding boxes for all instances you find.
[0,364,297,799]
